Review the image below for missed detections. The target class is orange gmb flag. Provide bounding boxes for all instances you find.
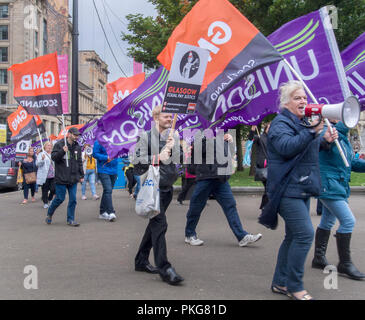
[56,124,84,140]
[33,115,46,134]
[157,0,283,120]
[8,52,63,115]
[7,106,38,142]
[106,73,145,110]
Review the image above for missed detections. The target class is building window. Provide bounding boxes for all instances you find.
[0,69,7,84]
[0,25,8,40]
[0,5,8,19]
[35,30,39,47]
[43,19,47,55]
[0,91,7,104]
[0,47,7,62]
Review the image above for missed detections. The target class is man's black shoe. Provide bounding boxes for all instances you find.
[159,267,184,285]
[135,263,159,274]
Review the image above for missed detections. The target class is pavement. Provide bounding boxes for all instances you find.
[1,184,365,300]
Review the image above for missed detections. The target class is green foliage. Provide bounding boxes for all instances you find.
[122,0,365,67]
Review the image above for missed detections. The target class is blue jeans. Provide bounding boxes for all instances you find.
[47,183,78,223]
[134,175,141,197]
[23,183,36,199]
[185,179,248,241]
[319,199,355,233]
[272,197,314,293]
[82,169,96,196]
[99,173,117,214]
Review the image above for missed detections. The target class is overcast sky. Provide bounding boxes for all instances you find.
[72,0,158,83]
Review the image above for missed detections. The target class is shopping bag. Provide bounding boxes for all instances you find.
[135,165,160,219]
[17,167,23,184]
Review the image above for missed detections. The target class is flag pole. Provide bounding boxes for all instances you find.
[61,114,69,167]
[171,114,178,133]
[284,59,349,167]
[37,128,45,154]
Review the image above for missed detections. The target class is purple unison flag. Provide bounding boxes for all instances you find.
[209,7,349,129]
[96,66,212,159]
[1,138,47,162]
[31,138,48,154]
[341,32,365,110]
[95,66,169,159]
[78,120,98,148]
[0,143,16,163]
[31,138,49,154]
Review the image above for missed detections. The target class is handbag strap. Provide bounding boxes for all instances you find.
[258,137,268,160]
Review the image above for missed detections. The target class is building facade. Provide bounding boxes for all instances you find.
[0,0,109,146]
[78,50,109,125]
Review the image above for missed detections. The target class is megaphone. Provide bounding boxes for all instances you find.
[304,96,360,128]
[85,146,93,156]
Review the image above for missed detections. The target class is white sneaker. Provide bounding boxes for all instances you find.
[93,195,100,200]
[109,213,117,221]
[239,233,262,247]
[99,212,110,220]
[185,235,204,246]
[82,195,87,200]
[43,203,49,209]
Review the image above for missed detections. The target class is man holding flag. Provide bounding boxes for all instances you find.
[131,105,184,286]
[46,127,84,227]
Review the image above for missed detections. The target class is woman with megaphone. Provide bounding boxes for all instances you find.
[266,80,338,300]
[312,119,365,281]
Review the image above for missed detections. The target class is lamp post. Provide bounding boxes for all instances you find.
[71,0,79,125]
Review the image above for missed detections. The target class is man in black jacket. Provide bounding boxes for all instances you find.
[248,124,270,209]
[45,127,84,227]
[184,129,262,247]
[131,105,184,286]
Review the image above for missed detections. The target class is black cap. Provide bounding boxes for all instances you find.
[68,127,81,136]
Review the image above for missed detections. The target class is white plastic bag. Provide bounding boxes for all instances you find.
[135,165,160,219]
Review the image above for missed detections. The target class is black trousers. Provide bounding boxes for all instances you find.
[177,178,195,202]
[260,180,269,209]
[125,168,136,195]
[135,188,173,273]
[42,178,55,204]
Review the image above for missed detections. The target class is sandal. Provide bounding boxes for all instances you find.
[288,292,314,300]
[21,199,28,204]
[271,285,289,296]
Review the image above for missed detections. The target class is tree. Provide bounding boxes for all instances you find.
[122,0,365,67]
[122,0,198,69]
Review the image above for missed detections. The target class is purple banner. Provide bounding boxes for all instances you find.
[209,7,349,129]
[78,120,98,148]
[96,67,210,159]
[341,32,365,108]
[31,138,49,155]
[0,138,48,163]
[0,143,16,163]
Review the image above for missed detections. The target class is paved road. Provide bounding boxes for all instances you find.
[1,185,365,300]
